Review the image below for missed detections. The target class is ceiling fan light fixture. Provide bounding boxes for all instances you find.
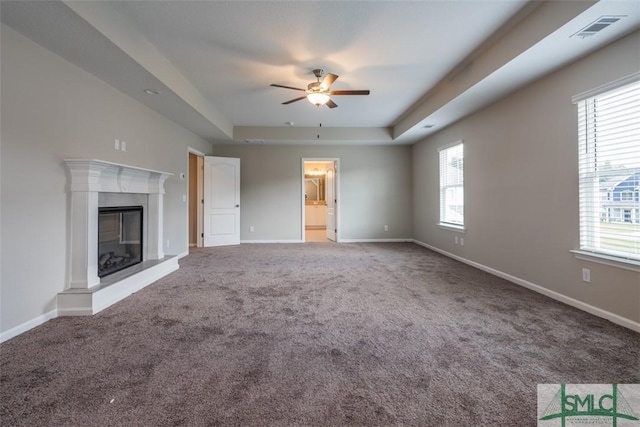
[307,93,330,106]
[271,69,368,108]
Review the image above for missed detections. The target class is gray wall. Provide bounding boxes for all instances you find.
[0,25,212,334]
[210,145,413,241]
[412,30,640,324]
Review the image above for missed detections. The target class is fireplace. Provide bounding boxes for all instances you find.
[98,206,143,277]
[59,159,177,316]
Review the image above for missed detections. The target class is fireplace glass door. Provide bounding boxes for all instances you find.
[98,206,143,277]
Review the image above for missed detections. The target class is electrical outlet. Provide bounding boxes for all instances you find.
[115,139,120,150]
[460,238,464,246]
[582,268,591,283]
[121,140,127,151]
[166,239,170,248]
[250,226,254,232]
[455,236,459,244]
[384,225,388,231]
[182,194,186,202]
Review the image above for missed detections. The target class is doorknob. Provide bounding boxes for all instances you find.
[235,204,240,208]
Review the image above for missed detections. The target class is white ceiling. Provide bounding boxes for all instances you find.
[2,1,639,145]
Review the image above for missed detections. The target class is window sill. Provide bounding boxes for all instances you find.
[570,250,640,273]
[438,223,466,233]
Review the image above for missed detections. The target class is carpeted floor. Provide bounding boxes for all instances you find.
[1,243,638,426]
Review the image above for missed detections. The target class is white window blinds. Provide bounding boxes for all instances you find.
[439,142,464,227]
[576,78,640,261]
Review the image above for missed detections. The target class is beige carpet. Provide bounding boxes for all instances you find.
[1,243,638,426]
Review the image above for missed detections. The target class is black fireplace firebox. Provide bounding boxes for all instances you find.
[98,206,143,278]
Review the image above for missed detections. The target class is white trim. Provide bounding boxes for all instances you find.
[177,250,189,259]
[187,148,205,250]
[56,308,94,316]
[240,239,416,244]
[58,257,179,316]
[65,159,172,193]
[413,240,640,333]
[0,309,57,344]
[340,238,414,243]
[240,240,304,244]
[571,71,640,103]
[438,142,465,228]
[438,139,464,152]
[570,250,640,272]
[438,223,466,233]
[301,158,340,243]
[187,147,206,157]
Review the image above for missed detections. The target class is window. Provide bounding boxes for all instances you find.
[621,191,633,202]
[439,142,464,228]
[575,77,640,262]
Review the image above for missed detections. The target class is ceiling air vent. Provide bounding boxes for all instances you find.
[572,16,625,39]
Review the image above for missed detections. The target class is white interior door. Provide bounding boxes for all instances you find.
[204,156,240,247]
[326,162,336,241]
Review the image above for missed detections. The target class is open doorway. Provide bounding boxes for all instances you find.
[188,150,204,248]
[302,159,339,242]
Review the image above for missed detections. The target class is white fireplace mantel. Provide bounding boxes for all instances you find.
[65,159,172,194]
[59,159,177,316]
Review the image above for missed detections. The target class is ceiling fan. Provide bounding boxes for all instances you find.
[270,69,370,109]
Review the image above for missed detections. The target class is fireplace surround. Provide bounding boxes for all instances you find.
[58,159,178,315]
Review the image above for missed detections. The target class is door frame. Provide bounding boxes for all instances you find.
[188,147,205,248]
[301,158,340,242]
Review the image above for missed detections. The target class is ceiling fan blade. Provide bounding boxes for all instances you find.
[326,99,338,109]
[270,84,306,92]
[282,96,307,105]
[330,90,370,96]
[320,73,338,90]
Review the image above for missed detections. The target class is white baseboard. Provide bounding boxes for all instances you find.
[0,309,58,344]
[240,240,304,244]
[240,239,414,244]
[177,251,189,259]
[340,238,414,243]
[412,240,640,333]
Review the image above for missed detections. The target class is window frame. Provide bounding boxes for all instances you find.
[572,72,640,268]
[438,141,465,231]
